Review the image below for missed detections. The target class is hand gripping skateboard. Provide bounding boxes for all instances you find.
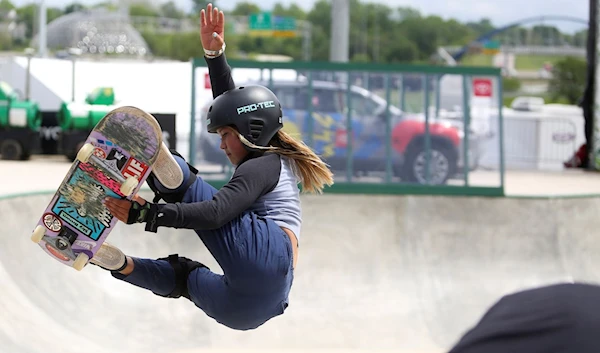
[30,106,180,271]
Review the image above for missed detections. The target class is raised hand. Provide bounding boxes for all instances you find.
[200,3,225,52]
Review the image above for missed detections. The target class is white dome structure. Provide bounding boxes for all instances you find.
[32,8,151,56]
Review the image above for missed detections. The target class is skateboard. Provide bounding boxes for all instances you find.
[30,106,163,271]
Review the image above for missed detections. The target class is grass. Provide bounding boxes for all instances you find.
[372,90,435,113]
[460,54,570,71]
[460,54,493,67]
[514,55,562,70]
[503,94,571,107]
[375,89,573,112]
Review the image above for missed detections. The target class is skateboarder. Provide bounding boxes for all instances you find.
[90,3,334,331]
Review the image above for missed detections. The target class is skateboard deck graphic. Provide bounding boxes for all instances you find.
[31,106,162,271]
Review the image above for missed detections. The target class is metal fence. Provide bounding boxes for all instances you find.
[493,116,580,171]
[190,58,505,196]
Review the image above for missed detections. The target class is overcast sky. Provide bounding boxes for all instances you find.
[11,0,590,33]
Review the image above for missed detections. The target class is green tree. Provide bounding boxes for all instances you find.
[530,25,562,45]
[441,19,473,45]
[141,29,243,61]
[230,2,261,16]
[351,53,369,62]
[0,32,11,50]
[396,6,421,21]
[502,77,521,93]
[548,57,587,104]
[272,3,306,20]
[357,3,395,62]
[64,2,85,14]
[170,32,205,60]
[399,17,443,60]
[0,0,15,12]
[47,7,63,23]
[466,18,495,37]
[305,0,331,61]
[16,4,37,38]
[382,36,418,63]
[14,4,63,42]
[191,0,213,14]
[91,2,118,11]
[571,29,588,47]
[129,3,159,17]
[160,1,185,19]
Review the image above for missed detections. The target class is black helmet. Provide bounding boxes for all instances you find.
[206,85,283,147]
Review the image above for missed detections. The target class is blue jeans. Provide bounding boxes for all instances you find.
[112,156,295,330]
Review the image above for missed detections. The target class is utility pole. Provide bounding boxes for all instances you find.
[590,0,599,169]
[302,20,312,61]
[329,0,349,62]
[38,0,47,57]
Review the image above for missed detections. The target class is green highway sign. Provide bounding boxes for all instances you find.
[483,40,500,49]
[249,12,272,30]
[273,16,296,31]
[481,40,500,55]
[248,12,297,37]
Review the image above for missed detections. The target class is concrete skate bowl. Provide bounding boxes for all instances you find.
[3,191,600,353]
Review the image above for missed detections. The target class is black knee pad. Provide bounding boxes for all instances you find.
[147,149,199,203]
[154,254,208,300]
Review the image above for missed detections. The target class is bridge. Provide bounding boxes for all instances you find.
[441,45,586,58]
[447,15,589,63]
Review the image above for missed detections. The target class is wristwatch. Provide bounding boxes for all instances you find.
[204,43,226,59]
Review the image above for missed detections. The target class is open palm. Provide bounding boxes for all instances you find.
[200,3,225,52]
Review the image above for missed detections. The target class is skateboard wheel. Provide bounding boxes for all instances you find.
[120,177,139,197]
[76,143,95,163]
[73,253,90,271]
[31,225,45,243]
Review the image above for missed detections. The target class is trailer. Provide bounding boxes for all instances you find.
[0,81,42,160]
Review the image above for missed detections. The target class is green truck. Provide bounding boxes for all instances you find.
[58,87,117,160]
[0,81,42,160]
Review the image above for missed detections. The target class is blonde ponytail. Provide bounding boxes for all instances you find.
[238,130,334,194]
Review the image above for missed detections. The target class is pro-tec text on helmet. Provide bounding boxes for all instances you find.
[237,100,276,115]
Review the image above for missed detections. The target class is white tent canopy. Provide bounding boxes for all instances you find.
[0,55,301,157]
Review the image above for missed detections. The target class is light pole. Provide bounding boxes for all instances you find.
[330,0,349,63]
[301,20,312,61]
[38,0,47,57]
[24,47,36,101]
[68,47,82,102]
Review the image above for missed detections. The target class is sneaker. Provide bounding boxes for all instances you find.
[152,142,184,190]
[90,242,127,271]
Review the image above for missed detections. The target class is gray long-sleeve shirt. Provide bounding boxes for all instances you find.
[145,54,302,239]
